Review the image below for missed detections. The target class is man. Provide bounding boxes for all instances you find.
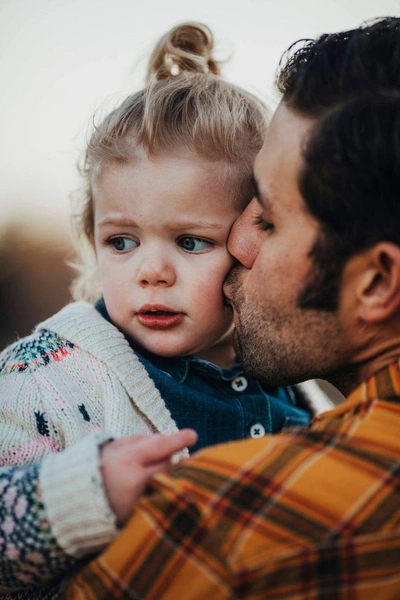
[68,17,400,599]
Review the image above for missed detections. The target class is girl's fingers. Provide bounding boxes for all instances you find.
[138,429,198,465]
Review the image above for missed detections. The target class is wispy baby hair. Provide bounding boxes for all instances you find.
[73,22,268,300]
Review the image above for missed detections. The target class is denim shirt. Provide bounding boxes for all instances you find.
[96,299,310,452]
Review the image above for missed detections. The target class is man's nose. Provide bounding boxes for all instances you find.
[136,250,176,287]
[228,199,260,269]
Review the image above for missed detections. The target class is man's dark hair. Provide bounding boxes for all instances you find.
[276,17,400,310]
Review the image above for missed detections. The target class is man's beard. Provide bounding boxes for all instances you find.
[230,291,304,387]
[225,262,346,388]
[225,266,299,386]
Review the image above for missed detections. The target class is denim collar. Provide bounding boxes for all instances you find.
[145,353,244,384]
[94,297,243,384]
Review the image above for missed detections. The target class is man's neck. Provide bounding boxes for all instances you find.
[330,339,400,397]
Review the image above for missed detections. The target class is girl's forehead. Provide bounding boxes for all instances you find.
[92,155,242,220]
[94,154,233,192]
[92,152,251,208]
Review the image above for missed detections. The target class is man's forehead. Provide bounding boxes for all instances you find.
[254,103,314,209]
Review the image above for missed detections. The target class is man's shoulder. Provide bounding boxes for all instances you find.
[155,430,304,503]
[70,407,400,600]
[159,410,400,542]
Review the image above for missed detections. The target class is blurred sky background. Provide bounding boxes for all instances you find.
[1,0,400,351]
[2,0,400,229]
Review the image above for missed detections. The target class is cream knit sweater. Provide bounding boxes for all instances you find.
[0,301,331,598]
[0,301,186,598]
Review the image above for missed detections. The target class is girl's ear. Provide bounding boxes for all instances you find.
[357,243,400,323]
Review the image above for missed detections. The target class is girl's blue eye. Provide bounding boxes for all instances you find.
[110,237,138,252]
[179,236,211,252]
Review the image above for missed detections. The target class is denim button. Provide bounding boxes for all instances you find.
[231,376,248,391]
[250,423,266,438]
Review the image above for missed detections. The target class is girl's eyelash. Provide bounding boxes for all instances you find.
[105,236,138,252]
[106,236,131,244]
[253,213,273,231]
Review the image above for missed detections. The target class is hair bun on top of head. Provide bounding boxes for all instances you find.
[146,22,221,82]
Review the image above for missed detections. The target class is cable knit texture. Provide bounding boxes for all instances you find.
[0,302,186,599]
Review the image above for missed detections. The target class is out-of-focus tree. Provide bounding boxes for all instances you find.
[0,221,75,348]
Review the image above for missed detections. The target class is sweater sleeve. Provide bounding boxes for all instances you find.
[0,461,76,592]
[0,432,118,592]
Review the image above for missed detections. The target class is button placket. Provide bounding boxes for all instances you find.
[249,423,266,438]
[231,376,248,392]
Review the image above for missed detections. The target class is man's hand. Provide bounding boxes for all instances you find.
[100,429,198,525]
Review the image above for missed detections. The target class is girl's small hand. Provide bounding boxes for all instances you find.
[100,429,197,525]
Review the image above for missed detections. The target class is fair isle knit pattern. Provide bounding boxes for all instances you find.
[0,463,75,591]
[0,432,114,600]
[0,332,75,376]
[0,302,185,600]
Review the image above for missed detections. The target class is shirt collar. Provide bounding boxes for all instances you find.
[131,345,243,384]
[347,359,400,405]
[315,359,400,422]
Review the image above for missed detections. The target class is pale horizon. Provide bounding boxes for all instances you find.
[1,0,400,230]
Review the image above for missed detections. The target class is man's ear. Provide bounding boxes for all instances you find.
[357,243,400,323]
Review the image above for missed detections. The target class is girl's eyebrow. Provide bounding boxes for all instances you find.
[97,216,227,230]
[97,217,139,228]
[172,222,227,230]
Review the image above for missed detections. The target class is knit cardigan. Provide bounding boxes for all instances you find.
[0,302,187,598]
[0,302,331,598]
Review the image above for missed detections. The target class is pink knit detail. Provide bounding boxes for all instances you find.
[0,439,62,467]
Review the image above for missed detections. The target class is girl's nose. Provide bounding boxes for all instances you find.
[136,253,176,287]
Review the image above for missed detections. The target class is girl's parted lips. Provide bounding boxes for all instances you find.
[138,304,182,315]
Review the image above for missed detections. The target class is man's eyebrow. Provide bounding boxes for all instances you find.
[252,177,271,210]
[251,176,261,203]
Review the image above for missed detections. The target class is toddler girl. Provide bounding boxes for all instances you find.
[0,22,319,598]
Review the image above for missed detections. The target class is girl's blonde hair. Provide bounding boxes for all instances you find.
[72,22,268,301]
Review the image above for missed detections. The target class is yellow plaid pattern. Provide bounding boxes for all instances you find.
[68,360,400,599]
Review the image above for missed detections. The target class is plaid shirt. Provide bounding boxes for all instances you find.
[68,361,400,599]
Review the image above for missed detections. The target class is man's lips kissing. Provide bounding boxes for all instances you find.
[136,304,185,329]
